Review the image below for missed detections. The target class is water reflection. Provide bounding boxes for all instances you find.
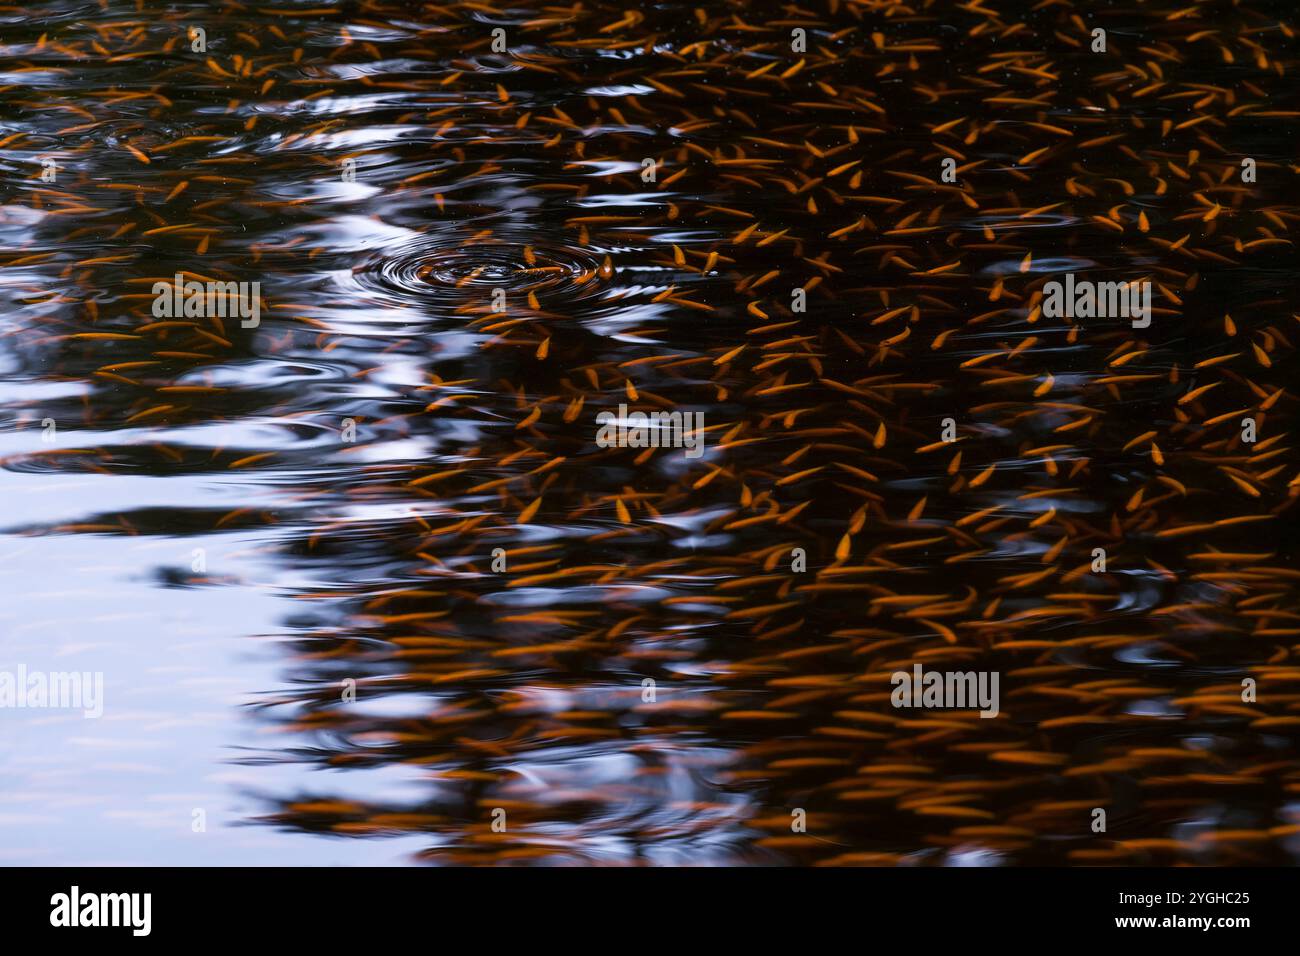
[2,0,1299,865]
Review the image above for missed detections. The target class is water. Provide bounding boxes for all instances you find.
[2,0,1299,865]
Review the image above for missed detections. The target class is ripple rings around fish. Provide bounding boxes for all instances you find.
[348,234,610,313]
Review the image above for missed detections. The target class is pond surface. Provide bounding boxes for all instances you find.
[1,0,1298,865]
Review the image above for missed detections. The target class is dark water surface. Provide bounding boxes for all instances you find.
[2,0,1299,865]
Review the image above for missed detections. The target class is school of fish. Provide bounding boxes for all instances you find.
[1,0,1298,864]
